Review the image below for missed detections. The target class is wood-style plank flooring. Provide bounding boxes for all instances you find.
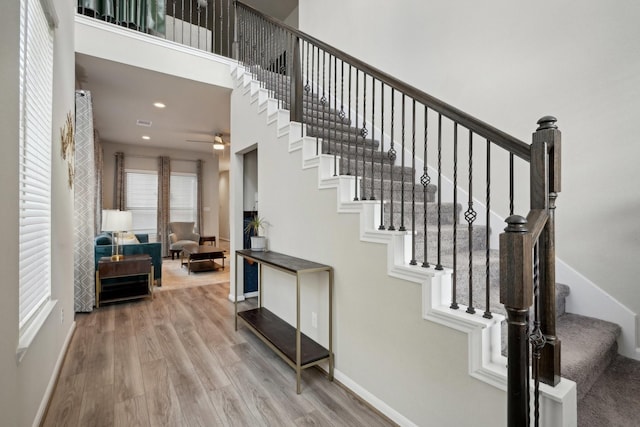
[42,282,396,427]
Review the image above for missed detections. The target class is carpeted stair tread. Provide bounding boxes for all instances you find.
[556,313,621,401]
[577,355,640,426]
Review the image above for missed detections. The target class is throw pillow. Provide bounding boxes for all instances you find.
[116,232,140,245]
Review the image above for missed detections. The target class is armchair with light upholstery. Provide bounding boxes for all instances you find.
[168,222,200,259]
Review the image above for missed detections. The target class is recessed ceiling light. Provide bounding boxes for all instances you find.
[142,135,150,140]
[153,102,166,108]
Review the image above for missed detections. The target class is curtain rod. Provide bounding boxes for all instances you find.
[123,154,205,163]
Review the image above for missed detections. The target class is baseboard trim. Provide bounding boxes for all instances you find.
[33,320,76,427]
[332,368,418,427]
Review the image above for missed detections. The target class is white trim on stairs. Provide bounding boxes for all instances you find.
[231,62,578,426]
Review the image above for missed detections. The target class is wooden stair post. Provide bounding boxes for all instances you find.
[289,36,303,123]
[532,116,562,386]
[500,214,533,427]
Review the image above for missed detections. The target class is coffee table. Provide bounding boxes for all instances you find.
[181,245,226,274]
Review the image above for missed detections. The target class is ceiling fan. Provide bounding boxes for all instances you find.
[186,133,230,150]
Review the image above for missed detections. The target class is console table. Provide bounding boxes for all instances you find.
[234,250,333,393]
[96,254,153,308]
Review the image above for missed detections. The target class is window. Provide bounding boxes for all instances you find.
[125,170,158,234]
[170,173,198,224]
[18,0,54,335]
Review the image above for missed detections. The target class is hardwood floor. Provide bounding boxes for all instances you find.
[42,282,396,427]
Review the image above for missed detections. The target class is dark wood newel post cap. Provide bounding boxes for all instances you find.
[536,116,558,130]
[504,215,528,233]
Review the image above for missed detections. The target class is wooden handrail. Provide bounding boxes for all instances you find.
[526,209,549,242]
[235,1,531,161]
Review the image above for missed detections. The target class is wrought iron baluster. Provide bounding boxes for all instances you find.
[360,74,368,200]
[410,99,417,265]
[509,153,514,216]
[339,61,346,175]
[465,131,476,314]
[369,79,376,200]
[436,114,443,270]
[288,32,294,113]
[218,3,224,55]
[283,29,288,110]
[196,2,201,50]
[261,22,266,87]
[347,65,353,175]
[531,242,545,427]
[387,89,396,231]
[235,5,240,61]
[322,50,328,157]
[450,122,458,308]
[484,140,492,319]
[226,0,231,56]
[315,45,320,156]
[399,94,406,232]
[378,84,386,230]
[333,56,338,175]
[421,106,430,267]
[353,70,360,200]
[213,0,219,54]
[299,39,305,134]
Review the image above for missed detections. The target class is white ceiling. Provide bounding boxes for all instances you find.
[74,1,297,171]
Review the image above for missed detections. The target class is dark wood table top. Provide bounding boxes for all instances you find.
[236,250,331,274]
[183,245,225,255]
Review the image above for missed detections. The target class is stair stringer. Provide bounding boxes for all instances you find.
[231,63,577,426]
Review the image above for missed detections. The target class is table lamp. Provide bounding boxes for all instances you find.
[101,209,133,261]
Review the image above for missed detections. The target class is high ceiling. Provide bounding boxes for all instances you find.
[75,0,298,170]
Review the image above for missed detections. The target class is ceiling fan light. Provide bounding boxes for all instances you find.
[214,135,223,144]
[213,142,225,150]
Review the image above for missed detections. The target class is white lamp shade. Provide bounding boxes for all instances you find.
[101,210,133,232]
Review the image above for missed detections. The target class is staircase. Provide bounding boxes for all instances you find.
[235,64,640,425]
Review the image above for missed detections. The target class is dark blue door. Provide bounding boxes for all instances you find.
[243,212,258,293]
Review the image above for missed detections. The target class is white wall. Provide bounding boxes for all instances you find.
[0,0,76,425]
[230,79,507,426]
[283,5,299,28]
[219,171,230,240]
[298,0,640,333]
[102,141,221,239]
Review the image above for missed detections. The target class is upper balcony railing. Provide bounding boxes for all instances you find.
[77,0,234,57]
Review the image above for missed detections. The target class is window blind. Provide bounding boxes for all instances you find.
[170,173,198,223]
[125,171,158,234]
[18,0,54,329]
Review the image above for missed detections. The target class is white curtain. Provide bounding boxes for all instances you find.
[74,90,97,312]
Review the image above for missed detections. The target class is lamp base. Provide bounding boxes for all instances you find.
[111,254,124,261]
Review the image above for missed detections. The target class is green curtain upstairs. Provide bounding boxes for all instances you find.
[77,0,165,35]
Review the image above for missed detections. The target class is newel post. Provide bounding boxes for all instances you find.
[500,215,533,427]
[289,36,303,123]
[532,116,562,386]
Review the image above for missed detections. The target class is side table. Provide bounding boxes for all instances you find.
[199,235,217,246]
[96,254,154,308]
